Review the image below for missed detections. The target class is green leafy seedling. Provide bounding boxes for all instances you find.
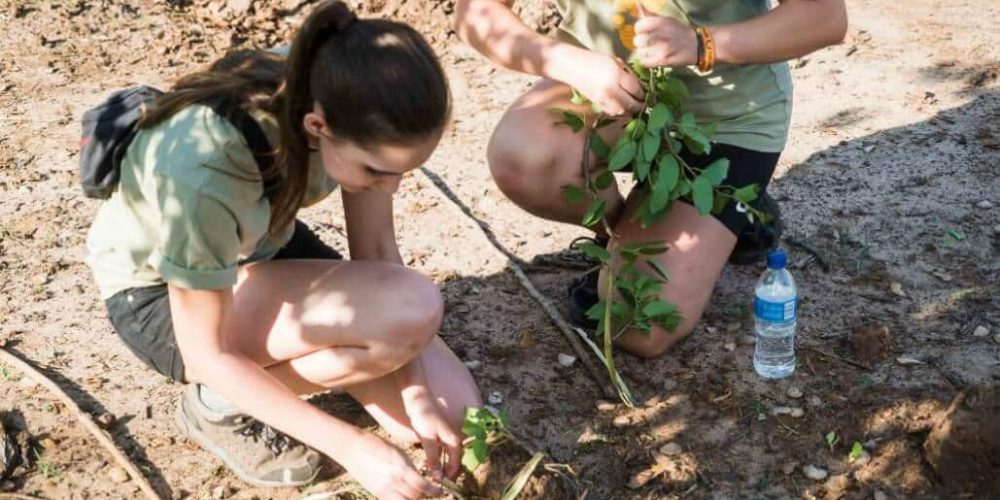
[825,431,840,452]
[848,441,865,461]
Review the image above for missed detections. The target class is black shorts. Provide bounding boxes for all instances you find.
[671,143,780,236]
[104,220,342,382]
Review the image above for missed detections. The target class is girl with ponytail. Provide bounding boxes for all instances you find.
[85,2,478,497]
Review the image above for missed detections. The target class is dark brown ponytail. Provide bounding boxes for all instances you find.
[272,0,451,238]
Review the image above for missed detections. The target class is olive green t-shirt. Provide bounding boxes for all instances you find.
[554,0,792,152]
[86,104,338,299]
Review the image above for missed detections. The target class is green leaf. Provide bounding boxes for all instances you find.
[608,141,637,171]
[570,87,586,105]
[692,175,713,215]
[642,300,677,318]
[590,132,611,160]
[563,185,586,205]
[577,242,611,262]
[647,259,670,282]
[732,184,760,204]
[561,110,584,133]
[702,158,729,186]
[674,179,692,198]
[500,452,545,500]
[682,129,710,155]
[656,77,690,110]
[635,158,651,183]
[462,439,489,472]
[630,59,651,80]
[712,193,729,215]
[681,112,697,128]
[647,103,672,132]
[849,442,864,461]
[594,171,615,190]
[657,155,680,191]
[585,301,606,321]
[652,157,679,213]
[624,118,643,139]
[641,133,661,167]
[619,248,639,263]
[582,199,606,227]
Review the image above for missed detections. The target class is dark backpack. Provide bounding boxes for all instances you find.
[79,85,279,199]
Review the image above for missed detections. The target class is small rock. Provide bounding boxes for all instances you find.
[107,466,130,483]
[802,464,828,480]
[782,461,798,475]
[95,412,115,429]
[851,450,871,465]
[463,360,482,370]
[787,387,804,399]
[973,325,990,337]
[790,408,805,418]
[976,200,994,209]
[896,356,924,365]
[932,270,953,282]
[864,439,879,449]
[612,415,631,428]
[595,400,616,412]
[771,406,793,416]
[723,342,736,352]
[659,442,682,456]
[808,395,823,407]
[874,491,888,500]
[705,326,718,334]
[487,391,503,405]
[890,282,906,298]
[557,353,577,367]
[740,335,757,345]
[725,322,741,333]
[994,224,1000,235]
[211,485,228,500]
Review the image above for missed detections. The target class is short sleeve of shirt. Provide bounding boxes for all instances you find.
[146,171,242,291]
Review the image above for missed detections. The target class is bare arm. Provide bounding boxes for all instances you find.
[712,0,848,65]
[343,189,403,264]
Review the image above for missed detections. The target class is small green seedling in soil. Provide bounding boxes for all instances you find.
[461,407,546,500]
[825,431,840,452]
[34,449,61,480]
[848,441,865,461]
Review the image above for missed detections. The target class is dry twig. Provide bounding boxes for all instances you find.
[0,344,160,500]
[801,345,872,372]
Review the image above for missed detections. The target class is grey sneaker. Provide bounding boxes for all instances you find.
[174,384,322,487]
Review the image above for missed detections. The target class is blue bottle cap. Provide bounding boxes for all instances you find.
[767,250,787,269]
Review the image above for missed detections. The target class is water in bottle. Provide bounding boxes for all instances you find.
[753,250,797,379]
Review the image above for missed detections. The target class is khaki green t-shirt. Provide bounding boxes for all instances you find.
[86,104,338,299]
[554,0,792,152]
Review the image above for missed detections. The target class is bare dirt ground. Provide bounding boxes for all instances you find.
[1,0,998,499]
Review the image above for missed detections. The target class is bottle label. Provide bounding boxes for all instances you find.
[755,296,796,322]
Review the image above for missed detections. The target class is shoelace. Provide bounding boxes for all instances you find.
[232,416,298,456]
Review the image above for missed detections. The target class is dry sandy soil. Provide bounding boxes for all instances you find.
[1,0,998,499]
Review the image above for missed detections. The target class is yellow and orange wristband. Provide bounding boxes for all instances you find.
[694,25,716,72]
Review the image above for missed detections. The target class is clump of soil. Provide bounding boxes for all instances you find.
[923,385,1000,495]
[851,323,892,364]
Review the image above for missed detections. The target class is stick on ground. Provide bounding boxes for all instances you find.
[0,344,160,500]
[420,167,618,400]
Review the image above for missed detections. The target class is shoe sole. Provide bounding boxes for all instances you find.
[173,396,319,488]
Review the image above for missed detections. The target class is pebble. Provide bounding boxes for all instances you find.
[790,407,805,418]
[976,200,994,209]
[107,466,130,483]
[808,395,823,407]
[487,391,503,405]
[874,491,888,500]
[612,415,631,428]
[518,331,537,349]
[212,485,228,500]
[973,325,990,337]
[463,360,482,370]
[787,387,804,399]
[557,353,577,367]
[851,450,872,465]
[781,462,798,475]
[595,400,616,412]
[771,406,793,416]
[659,442,682,456]
[994,224,1000,235]
[723,342,736,352]
[864,439,879,449]
[740,335,757,345]
[802,464,828,481]
[890,282,906,297]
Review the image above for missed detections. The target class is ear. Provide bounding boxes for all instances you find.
[302,107,326,150]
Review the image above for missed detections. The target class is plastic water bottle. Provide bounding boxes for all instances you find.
[753,250,797,379]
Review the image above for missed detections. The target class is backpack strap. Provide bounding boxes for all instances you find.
[201,98,282,201]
